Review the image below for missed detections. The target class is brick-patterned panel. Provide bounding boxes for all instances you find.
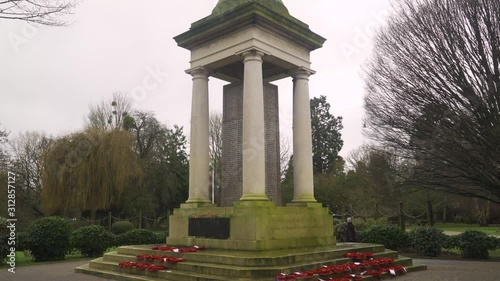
[221,82,281,206]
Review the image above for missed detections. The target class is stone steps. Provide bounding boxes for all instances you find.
[115,243,386,267]
[77,243,426,281]
[103,248,400,275]
[93,255,414,280]
[76,262,426,281]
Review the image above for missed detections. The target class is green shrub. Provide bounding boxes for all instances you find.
[111,221,135,235]
[155,232,166,244]
[334,221,348,242]
[359,225,409,250]
[16,232,30,252]
[493,237,500,250]
[116,229,164,246]
[71,225,115,257]
[354,217,391,232]
[453,215,475,224]
[443,234,459,249]
[0,217,9,261]
[454,230,496,259]
[334,218,390,242]
[408,227,446,257]
[27,216,71,262]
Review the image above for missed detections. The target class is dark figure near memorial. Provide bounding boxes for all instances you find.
[346,217,357,242]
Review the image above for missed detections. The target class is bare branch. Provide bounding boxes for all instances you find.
[364,0,500,203]
[0,0,77,26]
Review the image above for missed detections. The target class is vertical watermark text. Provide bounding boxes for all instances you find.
[6,172,17,273]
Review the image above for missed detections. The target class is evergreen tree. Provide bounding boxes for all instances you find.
[310,95,343,174]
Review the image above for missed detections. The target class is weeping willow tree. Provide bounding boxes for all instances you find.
[41,129,142,221]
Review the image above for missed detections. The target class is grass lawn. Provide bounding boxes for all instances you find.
[12,251,88,267]
[1,247,118,268]
[403,248,500,261]
[408,223,500,236]
[433,223,500,235]
[443,248,500,259]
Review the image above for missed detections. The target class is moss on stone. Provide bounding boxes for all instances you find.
[212,0,290,17]
[176,2,325,51]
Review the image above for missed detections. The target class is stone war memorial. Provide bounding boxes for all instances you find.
[77,1,426,280]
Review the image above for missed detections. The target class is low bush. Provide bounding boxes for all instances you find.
[27,216,72,262]
[447,230,497,259]
[443,234,460,249]
[0,217,9,261]
[71,225,115,257]
[334,222,348,242]
[408,227,446,257]
[453,215,475,224]
[155,232,166,244]
[16,232,30,252]
[111,221,135,235]
[116,229,164,246]
[354,217,391,232]
[334,217,390,242]
[493,237,500,250]
[359,225,409,250]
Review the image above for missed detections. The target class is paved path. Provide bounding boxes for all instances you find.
[397,259,500,281]
[0,260,112,281]
[1,259,500,281]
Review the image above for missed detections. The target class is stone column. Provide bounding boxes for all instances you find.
[240,50,269,201]
[186,67,211,203]
[292,69,317,203]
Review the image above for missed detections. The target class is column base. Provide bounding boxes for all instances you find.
[181,201,214,209]
[291,195,317,204]
[239,193,269,202]
[233,200,275,208]
[287,202,322,208]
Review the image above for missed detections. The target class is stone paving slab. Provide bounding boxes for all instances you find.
[394,259,500,281]
[1,258,500,281]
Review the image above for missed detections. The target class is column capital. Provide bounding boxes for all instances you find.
[186,66,211,79]
[236,47,269,62]
[291,67,316,80]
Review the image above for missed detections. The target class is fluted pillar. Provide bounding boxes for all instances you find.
[240,50,269,201]
[292,69,317,203]
[186,67,211,203]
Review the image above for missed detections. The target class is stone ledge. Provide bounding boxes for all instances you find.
[166,236,336,251]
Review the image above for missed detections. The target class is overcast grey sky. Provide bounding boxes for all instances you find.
[0,0,391,157]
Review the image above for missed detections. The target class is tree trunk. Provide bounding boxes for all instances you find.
[427,200,435,226]
[91,209,97,225]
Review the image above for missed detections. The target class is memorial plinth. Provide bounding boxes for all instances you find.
[168,202,334,251]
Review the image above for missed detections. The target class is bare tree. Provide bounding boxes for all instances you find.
[0,0,77,26]
[208,112,222,204]
[0,124,9,169]
[84,92,133,131]
[279,136,291,180]
[125,110,164,160]
[364,0,500,202]
[10,131,51,214]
